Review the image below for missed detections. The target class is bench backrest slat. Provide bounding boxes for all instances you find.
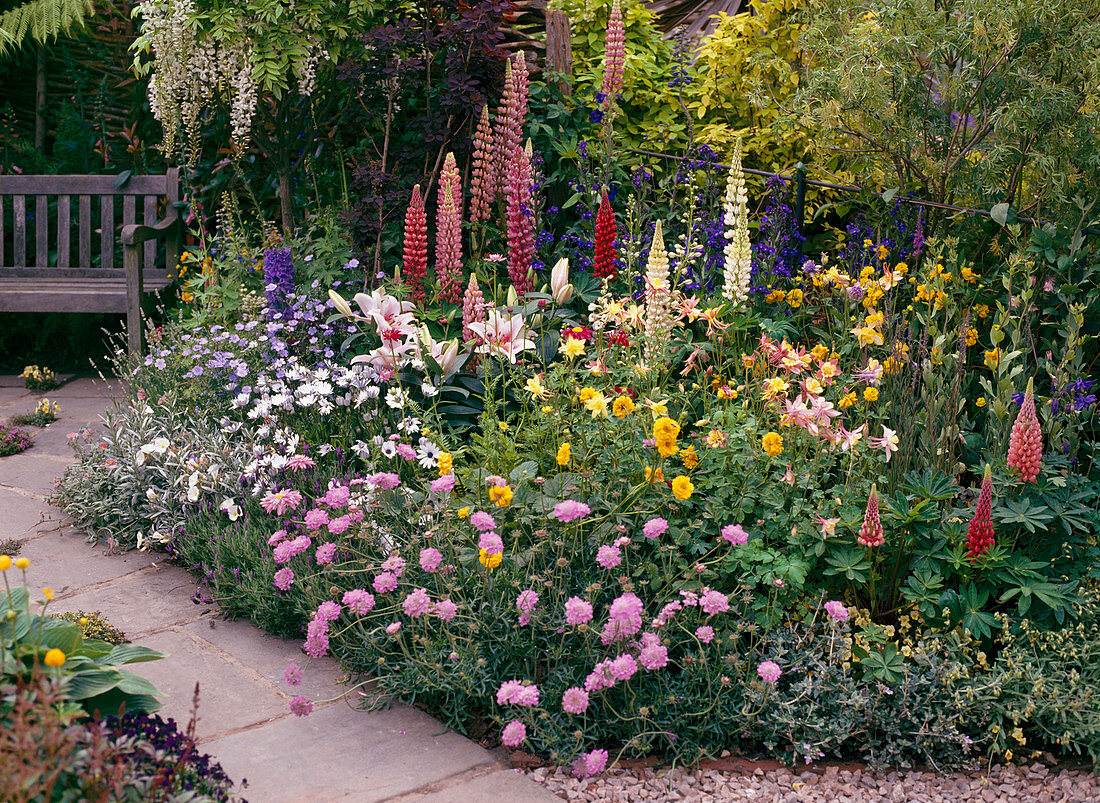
[0,197,4,266]
[36,195,48,267]
[57,196,70,266]
[78,195,91,267]
[13,196,25,266]
[144,195,158,271]
[100,195,114,271]
[0,174,170,195]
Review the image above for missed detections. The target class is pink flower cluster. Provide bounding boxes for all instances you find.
[403,588,432,618]
[721,524,749,545]
[342,588,376,615]
[496,680,539,707]
[260,488,303,515]
[419,547,443,573]
[501,720,526,747]
[561,686,589,714]
[479,531,504,555]
[596,544,621,569]
[303,600,341,657]
[470,511,496,531]
[600,592,644,644]
[516,589,539,626]
[273,567,294,590]
[643,517,668,539]
[553,499,590,523]
[573,748,608,779]
[824,600,849,622]
[565,596,593,625]
[274,535,311,564]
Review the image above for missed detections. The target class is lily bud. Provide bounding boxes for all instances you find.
[551,257,573,304]
[506,285,519,306]
[328,289,354,317]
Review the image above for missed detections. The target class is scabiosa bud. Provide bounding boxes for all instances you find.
[1007,377,1042,483]
[593,188,618,279]
[469,104,495,222]
[505,144,534,294]
[263,247,294,312]
[436,169,464,304]
[600,0,625,109]
[966,464,995,560]
[402,185,428,304]
[858,484,884,547]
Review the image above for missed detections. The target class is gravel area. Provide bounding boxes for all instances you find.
[526,761,1100,801]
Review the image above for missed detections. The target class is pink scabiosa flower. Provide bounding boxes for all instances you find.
[967,464,996,560]
[1008,377,1042,483]
[432,598,458,621]
[273,535,311,564]
[315,542,337,565]
[373,572,399,594]
[402,184,428,304]
[289,696,313,717]
[601,592,644,644]
[462,273,487,346]
[643,517,668,539]
[858,484,884,548]
[367,472,401,489]
[273,567,295,591]
[553,499,591,523]
[573,748,608,779]
[327,515,351,536]
[565,596,593,625]
[267,529,289,546]
[699,589,729,616]
[609,654,637,681]
[403,588,432,619]
[430,474,456,494]
[596,544,621,569]
[757,660,782,683]
[419,547,443,573]
[322,485,350,508]
[516,589,539,626]
[638,632,668,670]
[342,588,376,615]
[496,680,539,706]
[470,510,497,532]
[469,104,495,222]
[505,144,534,294]
[593,187,618,279]
[561,687,589,714]
[501,720,527,748]
[585,660,616,692]
[478,531,504,555]
[303,509,330,531]
[721,523,748,545]
[283,662,303,686]
[824,600,849,622]
[695,625,715,644]
[381,555,406,576]
[315,601,341,623]
[600,0,625,108]
[436,155,464,304]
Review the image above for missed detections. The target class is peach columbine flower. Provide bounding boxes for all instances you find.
[869,426,899,462]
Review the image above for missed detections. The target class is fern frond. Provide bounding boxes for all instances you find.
[0,0,94,58]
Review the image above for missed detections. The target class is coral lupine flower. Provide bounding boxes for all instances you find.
[402,184,428,304]
[462,273,487,346]
[967,464,996,560]
[600,0,625,108]
[436,154,464,303]
[505,144,534,294]
[469,104,495,222]
[1007,378,1042,483]
[858,484,884,547]
[593,188,618,279]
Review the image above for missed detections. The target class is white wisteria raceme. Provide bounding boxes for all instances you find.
[722,138,753,306]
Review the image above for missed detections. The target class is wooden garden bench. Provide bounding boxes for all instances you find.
[0,168,182,355]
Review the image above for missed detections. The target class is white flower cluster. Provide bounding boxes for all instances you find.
[643,220,675,368]
[721,139,753,306]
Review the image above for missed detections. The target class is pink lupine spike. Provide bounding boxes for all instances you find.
[505,144,534,295]
[600,0,625,108]
[462,272,486,344]
[402,184,428,304]
[593,188,617,279]
[435,173,463,304]
[440,151,462,219]
[491,58,514,203]
[470,104,495,222]
[857,484,884,548]
[966,465,995,560]
[494,53,529,202]
[1007,378,1042,483]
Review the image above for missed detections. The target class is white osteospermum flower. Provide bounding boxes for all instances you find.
[420,381,438,397]
[220,498,242,521]
[417,438,441,468]
[352,441,372,460]
[398,417,421,434]
[380,441,398,459]
[385,388,409,409]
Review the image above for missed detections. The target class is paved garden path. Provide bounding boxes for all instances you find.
[0,375,557,803]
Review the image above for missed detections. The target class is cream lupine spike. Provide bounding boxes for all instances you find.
[721,138,752,305]
[644,220,674,368]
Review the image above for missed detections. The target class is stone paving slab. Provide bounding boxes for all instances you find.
[0,375,557,803]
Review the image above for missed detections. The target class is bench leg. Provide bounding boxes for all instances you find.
[124,244,143,358]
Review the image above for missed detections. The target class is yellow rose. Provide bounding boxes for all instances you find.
[863,387,879,402]
[762,432,784,457]
[556,443,571,466]
[488,485,513,508]
[671,475,694,500]
[680,446,699,469]
[437,452,453,476]
[612,396,635,418]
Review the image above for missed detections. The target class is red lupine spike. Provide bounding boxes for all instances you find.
[469,104,495,223]
[402,184,428,304]
[1007,377,1042,483]
[858,483,884,548]
[966,465,995,560]
[593,188,618,279]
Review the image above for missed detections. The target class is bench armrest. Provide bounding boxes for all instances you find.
[121,207,182,246]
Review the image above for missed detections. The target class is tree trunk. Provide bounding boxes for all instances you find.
[278,171,293,235]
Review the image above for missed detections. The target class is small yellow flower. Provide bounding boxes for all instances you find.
[839,391,857,409]
[78,617,88,626]
[762,432,784,457]
[965,327,978,347]
[975,304,990,318]
[488,485,513,508]
[578,386,596,403]
[716,386,737,400]
[15,557,29,570]
[583,391,609,418]
[984,348,1001,369]
[671,475,694,500]
[561,337,586,359]
[457,506,470,518]
[644,466,664,483]
[44,648,66,668]
[863,387,879,402]
[541,405,553,414]
[705,429,728,448]
[612,396,635,418]
[642,397,668,418]
[556,443,571,466]
[42,587,54,601]
[961,265,980,283]
[786,289,803,309]
[437,452,453,476]
[653,417,680,442]
[478,548,503,569]
[975,397,986,407]
[0,555,11,571]
[765,288,786,304]
[680,445,699,469]
[525,375,551,400]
